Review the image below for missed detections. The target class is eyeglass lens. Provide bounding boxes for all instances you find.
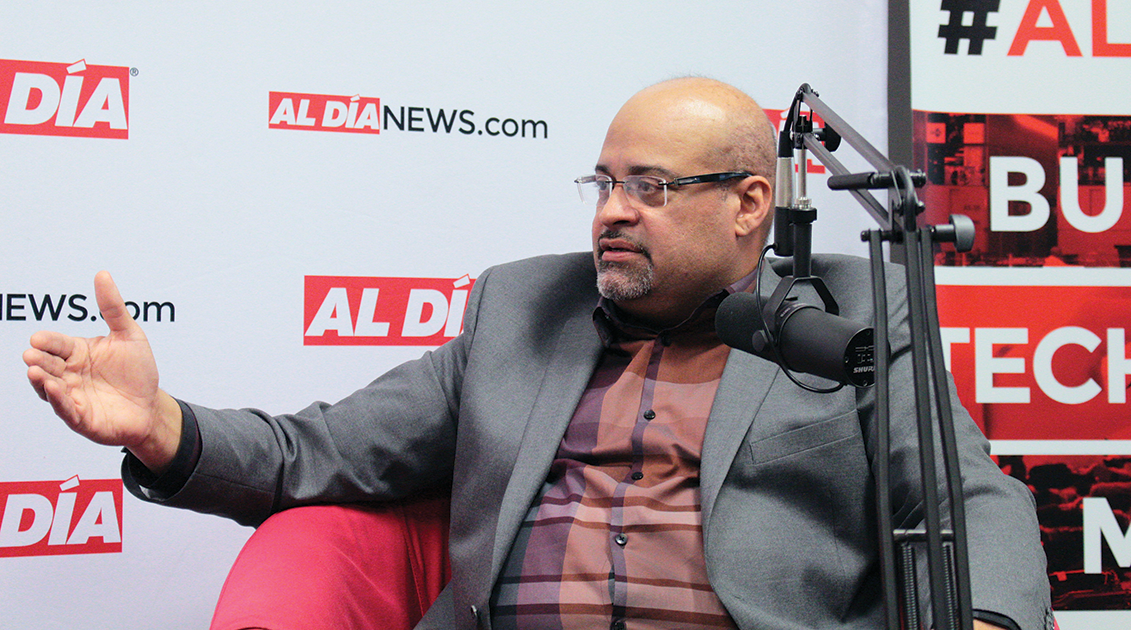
[578,176,667,207]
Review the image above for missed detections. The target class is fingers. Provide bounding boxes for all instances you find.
[23,345,67,378]
[26,328,77,409]
[25,365,78,427]
[28,329,76,362]
[40,377,80,429]
[26,364,49,401]
[24,342,72,404]
[24,344,71,406]
[94,270,136,334]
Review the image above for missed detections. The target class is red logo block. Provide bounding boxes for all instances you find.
[304,275,475,346]
[937,283,1131,440]
[0,59,129,139]
[0,477,124,557]
[269,91,380,133]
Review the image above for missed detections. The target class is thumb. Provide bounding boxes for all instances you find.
[93,271,137,334]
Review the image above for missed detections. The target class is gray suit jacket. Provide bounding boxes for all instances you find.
[128,252,1051,630]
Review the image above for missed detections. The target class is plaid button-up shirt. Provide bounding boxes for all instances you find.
[491,274,758,630]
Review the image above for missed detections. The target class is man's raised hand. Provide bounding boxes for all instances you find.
[23,271,182,473]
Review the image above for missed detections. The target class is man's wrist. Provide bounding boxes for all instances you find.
[126,398,200,497]
[126,390,183,474]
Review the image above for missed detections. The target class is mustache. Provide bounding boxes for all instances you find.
[596,229,651,260]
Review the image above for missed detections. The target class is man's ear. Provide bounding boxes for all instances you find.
[734,175,772,238]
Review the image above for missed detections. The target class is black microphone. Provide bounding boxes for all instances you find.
[716,291,875,387]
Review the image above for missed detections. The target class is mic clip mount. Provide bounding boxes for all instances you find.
[753,273,840,354]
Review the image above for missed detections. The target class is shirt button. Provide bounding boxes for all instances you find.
[612,621,626,630]
[643,409,656,420]
[631,471,644,481]
[615,533,628,546]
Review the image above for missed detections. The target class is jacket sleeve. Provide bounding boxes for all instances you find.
[123,266,494,527]
[863,262,1053,630]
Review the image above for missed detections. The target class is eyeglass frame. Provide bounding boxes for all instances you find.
[573,171,753,208]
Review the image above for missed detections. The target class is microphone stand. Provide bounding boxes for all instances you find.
[778,84,976,630]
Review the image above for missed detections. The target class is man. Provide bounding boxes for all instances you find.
[24,78,1051,630]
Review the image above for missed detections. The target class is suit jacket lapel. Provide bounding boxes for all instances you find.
[488,307,604,580]
[700,261,786,528]
[699,349,780,529]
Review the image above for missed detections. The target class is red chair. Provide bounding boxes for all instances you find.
[210,495,1059,630]
[210,495,451,630]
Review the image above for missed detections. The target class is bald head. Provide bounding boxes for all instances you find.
[615,78,776,183]
[603,77,777,245]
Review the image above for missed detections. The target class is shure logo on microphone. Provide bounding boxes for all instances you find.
[0,59,130,139]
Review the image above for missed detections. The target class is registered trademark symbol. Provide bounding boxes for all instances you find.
[130,68,139,77]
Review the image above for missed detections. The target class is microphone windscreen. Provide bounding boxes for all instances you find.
[715,292,765,355]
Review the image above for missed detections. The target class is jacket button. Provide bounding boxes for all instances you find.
[643,409,656,420]
[615,533,628,546]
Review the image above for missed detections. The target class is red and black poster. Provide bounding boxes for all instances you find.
[909,2,1131,627]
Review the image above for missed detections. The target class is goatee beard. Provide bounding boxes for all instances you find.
[595,229,654,301]
[597,259,654,301]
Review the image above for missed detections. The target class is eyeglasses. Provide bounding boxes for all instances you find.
[574,171,751,208]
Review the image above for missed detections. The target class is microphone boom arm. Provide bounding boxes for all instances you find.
[780,83,976,630]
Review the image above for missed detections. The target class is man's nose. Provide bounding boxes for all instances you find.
[595,183,639,226]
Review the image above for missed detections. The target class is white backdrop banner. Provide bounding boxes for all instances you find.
[0,2,888,628]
